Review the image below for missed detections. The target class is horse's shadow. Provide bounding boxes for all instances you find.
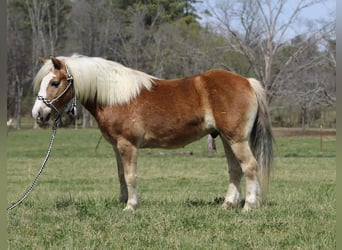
[185,197,277,208]
[185,197,245,208]
[53,195,276,211]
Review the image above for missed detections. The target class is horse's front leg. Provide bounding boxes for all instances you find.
[117,138,139,211]
[113,146,128,203]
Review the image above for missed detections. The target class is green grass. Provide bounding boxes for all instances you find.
[7,128,336,249]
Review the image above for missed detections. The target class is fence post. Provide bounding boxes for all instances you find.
[320,124,323,153]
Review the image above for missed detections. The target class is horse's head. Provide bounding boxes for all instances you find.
[32,57,74,126]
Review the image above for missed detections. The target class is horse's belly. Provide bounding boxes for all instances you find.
[140,126,212,149]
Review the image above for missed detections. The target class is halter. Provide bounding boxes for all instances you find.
[37,64,77,119]
[7,65,76,211]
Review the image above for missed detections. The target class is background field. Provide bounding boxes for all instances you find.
[7,127,335,249]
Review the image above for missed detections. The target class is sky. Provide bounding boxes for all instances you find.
[283,0,336,38]
[196,0,336,40]
[197,0,335,20]
[293,0,335,20]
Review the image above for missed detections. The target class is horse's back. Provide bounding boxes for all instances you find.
[200,69,253,92]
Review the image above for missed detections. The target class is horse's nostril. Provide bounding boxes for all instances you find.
[36,110,51,126]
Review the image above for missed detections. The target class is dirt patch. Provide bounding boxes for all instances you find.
[273,128,336,137]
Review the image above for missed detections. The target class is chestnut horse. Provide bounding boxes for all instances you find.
[32,55,273,212]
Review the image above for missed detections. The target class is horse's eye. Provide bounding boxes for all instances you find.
[51,81,60,88]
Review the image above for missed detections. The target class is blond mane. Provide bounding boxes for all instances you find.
[33,54,156,106]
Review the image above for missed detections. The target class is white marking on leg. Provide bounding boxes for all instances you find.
[225,183,241,204]
[230,141,261,211]
[124,173,139,211]
[221,141,243,209]
[243,171,262,212]
[245,178,261,204]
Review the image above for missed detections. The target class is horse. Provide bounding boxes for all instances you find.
[32,54,273,212]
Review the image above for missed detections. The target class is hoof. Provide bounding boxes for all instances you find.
[242,201,260,212]
[123,206,136,212]
[123,201,139,212]
[221,201,240,210]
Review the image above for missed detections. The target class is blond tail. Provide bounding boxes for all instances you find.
[248,78,274,202]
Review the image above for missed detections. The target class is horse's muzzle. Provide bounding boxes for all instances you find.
[32,104,52,127]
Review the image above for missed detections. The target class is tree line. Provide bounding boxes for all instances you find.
[7,0,335,129]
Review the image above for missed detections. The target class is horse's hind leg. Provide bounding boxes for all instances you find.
[221,139,243,209]
[230,140,262,211]
[113,146,128,203]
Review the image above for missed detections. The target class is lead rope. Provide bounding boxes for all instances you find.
[7,115,61,211]
[8,64,75,211]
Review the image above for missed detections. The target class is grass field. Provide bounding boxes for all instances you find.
[7,127,335,249]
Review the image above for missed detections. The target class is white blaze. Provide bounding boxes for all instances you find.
[32,72,55,119]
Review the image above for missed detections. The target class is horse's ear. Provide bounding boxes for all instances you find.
[38,57,47,64]
[51,57,63,70]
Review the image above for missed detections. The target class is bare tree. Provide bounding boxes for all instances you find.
[276,17,335,129]
[7,6,25,129]
[204,0,333,104]
[318,26,336,106]
[25,0,70,71]
[7,0,71,128]
[68,0,114,128]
